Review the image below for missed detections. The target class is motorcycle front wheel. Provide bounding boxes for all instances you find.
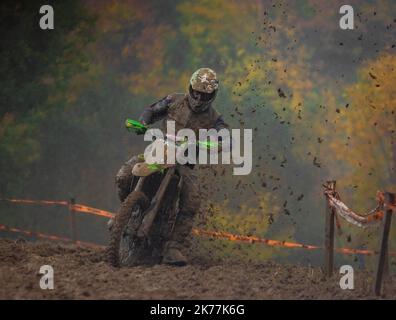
[107,191,149,267]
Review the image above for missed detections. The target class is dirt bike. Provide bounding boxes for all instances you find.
[107,118,224,267]
[107,155,181,266]
[107,119,219,267]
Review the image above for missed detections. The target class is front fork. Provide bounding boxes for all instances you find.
[137,167,176,238]
[134,176,146,192]
[108,176,146,230]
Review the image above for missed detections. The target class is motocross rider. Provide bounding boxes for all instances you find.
[115,68,229,266]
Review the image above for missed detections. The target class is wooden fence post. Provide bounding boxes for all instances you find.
[69,197,77,244]
[374,192,394,296]
[324,180,336,277]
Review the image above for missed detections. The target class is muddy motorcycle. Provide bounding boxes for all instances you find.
[107,155,186,267]
[107,119,221,267]
[107,119,209,267]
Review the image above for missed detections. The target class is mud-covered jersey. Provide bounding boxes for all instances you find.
[139,93,228,133]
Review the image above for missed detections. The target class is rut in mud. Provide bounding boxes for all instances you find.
[0,239,395,299]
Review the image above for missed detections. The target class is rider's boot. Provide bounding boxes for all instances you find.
[162,208,196,266]
[111,155,141,229]
[115,156,140,202]
[162,240,188,266]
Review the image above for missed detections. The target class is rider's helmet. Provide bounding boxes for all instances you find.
[188,68,219,113]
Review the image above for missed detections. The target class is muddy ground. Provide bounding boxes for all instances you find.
[0,238,395,299]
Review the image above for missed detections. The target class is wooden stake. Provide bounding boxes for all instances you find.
[324,180,336,277]
[374,192,394,296]
[69,197,77,243]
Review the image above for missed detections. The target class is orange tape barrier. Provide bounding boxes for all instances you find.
[1,198,396,256]
[0,223,105,249]
[0,198,114,218]
[192,228,319,250]
[0,198,68,206]
[192,228,396,257]
[71,204,113,218]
